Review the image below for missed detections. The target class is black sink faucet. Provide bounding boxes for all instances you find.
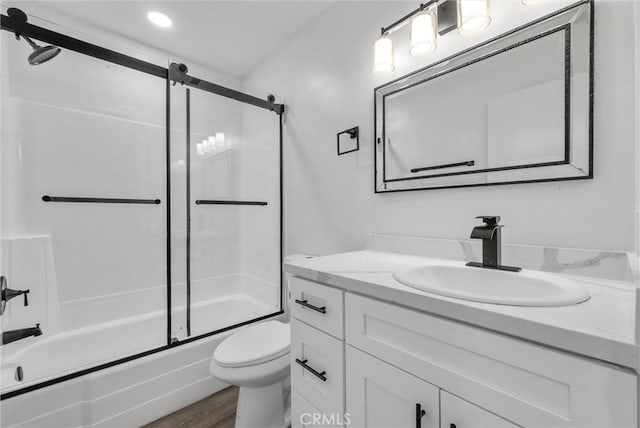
[2,324,42,345]
[466,216,521,272]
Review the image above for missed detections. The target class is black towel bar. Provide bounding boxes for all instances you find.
[42,196,161,204]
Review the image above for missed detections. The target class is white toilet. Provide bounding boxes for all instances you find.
[209,254,313,428]
[210,320,291,428]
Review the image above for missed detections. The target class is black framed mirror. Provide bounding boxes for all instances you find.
[375,1,593,193]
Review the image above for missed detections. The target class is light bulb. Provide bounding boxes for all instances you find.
[410,10,437,56]
[215,132,225,148]
[457,0,491,35]
[196,143,204,156]
[521,0,541,4]
[373,35,394,74]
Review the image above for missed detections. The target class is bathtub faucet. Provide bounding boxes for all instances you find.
[1,276,31,316]
[2,324,42,345]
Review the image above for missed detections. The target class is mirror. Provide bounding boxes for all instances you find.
[375,2,592,192]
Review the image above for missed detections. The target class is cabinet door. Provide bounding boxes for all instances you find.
[346,346,439,428]
[440,391,519,428]
[292,390,323,428]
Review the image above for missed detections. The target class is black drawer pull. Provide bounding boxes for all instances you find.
[294,299,326,314]
[295,358,327,381]
[416,403,426,428]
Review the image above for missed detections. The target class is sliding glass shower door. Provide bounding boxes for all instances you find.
[169,81,282,341]
[0,19,168,395]
[1,6,283,398]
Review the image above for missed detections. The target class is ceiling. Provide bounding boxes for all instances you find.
[21,1,333,77]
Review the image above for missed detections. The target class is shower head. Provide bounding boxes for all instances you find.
[23,35,61,65]
[6,8,61,65]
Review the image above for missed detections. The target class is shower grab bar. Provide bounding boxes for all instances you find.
[410,160,475,173]
[295,358,327,382]
[42,196,161,204]
[195,200,267,206]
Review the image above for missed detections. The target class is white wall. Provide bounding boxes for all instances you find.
[243,0,640,256]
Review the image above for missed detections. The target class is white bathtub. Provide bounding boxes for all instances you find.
[2,292,271,392]
[1,292,281,427]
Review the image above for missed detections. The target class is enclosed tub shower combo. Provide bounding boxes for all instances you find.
[0,5,285,412]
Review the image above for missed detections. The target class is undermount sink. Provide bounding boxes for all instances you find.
[392,262,590,307]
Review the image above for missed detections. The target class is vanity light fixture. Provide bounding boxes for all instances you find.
[374,0,495,74]
[457,0,491,35]
[373,34,394,73]
[410,9,437,56]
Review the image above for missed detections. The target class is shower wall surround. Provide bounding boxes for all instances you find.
[244,0,639,256]
[0,3,282,422]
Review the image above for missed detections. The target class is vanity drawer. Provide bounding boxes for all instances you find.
[290,276,344,339]
[291,319,344,416]
[345,293,637,428]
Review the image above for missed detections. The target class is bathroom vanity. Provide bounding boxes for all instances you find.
[285,251,638,428]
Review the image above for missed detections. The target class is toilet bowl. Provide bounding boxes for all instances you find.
[209,254,313,428]
[210,320,291,428]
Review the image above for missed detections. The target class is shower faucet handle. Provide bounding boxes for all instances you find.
[0,276,32,315]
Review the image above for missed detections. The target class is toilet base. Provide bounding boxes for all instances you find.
[235,382,285,428]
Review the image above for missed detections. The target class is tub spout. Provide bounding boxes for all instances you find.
[2,324,42,345]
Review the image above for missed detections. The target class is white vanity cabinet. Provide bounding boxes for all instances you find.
[289,276,638,428]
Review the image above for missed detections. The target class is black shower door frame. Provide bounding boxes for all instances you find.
[0,9,285,400]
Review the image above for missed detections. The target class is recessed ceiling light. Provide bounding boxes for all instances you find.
[147,11,172,28]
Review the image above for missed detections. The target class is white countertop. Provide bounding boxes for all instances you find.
[284,250,639,370]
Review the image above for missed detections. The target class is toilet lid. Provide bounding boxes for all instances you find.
[214,321,290,368]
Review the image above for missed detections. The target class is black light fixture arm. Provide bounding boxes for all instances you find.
[381,1,436,35]
[379,0,458,37]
